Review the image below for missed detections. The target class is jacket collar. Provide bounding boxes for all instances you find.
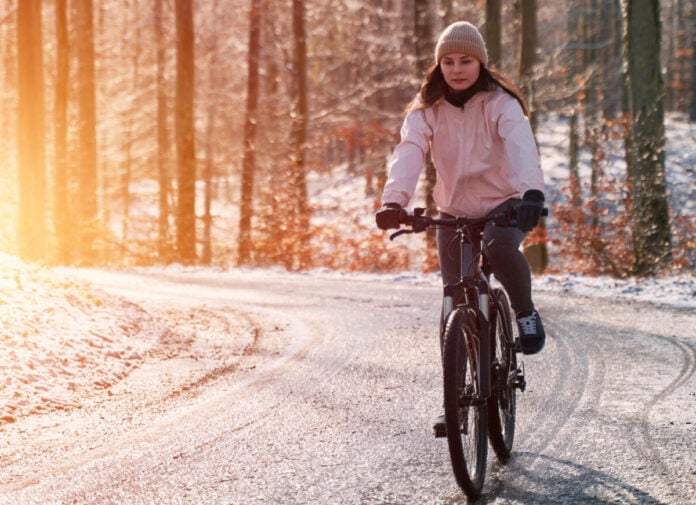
[440,90,491,110]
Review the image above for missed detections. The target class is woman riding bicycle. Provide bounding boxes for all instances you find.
[376,22,546,361]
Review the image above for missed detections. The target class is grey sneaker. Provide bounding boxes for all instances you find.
[517,310,545,355]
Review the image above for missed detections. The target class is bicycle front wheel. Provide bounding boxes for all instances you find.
[487,288,517,461]
[442,307,487,499]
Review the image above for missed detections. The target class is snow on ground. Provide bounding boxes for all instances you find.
[0,253,166,425]
[1,251,693,428]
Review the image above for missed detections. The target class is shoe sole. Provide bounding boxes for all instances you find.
[521,338,545,355]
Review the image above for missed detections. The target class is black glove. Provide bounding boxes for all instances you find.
[517,190,545,232]
[376,203,407,230]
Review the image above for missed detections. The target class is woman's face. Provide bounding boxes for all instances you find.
[440,53,481,92]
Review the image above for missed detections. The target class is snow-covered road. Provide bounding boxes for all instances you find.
[1,267,694,504]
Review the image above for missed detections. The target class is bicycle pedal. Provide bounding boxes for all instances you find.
[514,376,527,392]
[513,364,526,392]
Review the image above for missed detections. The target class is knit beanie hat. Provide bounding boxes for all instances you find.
[434,21,488,66]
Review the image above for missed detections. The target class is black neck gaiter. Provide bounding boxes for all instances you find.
[444,71,492,108]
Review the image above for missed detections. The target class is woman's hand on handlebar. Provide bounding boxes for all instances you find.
[376,203,407,230]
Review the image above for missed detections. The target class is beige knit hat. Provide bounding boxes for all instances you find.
[434,21,488,66]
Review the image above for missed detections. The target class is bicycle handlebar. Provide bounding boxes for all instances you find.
[389,207,549,241]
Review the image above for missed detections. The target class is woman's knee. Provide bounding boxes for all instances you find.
[484,228,523,264]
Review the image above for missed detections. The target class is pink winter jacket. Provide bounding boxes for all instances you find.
[381,87,545,218]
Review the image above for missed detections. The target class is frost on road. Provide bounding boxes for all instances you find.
[0,259,694,504]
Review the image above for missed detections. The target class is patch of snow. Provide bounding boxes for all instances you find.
[0,253,166,425]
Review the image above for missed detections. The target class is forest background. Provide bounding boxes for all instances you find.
[2,0,695,278]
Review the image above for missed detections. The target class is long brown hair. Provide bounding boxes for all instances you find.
[405,63,529,117]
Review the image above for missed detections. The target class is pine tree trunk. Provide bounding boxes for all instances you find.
[602,0,623,119]
[202,0,221,266]
[691,16,696,121]
[1,0,15,149]
[175,0,197,263]
[519,0,537,129]
[74,0,98,264]
[202,120,214,265]
[624,0,671,275]
[442,0,455,25]
[291,0,309,268]
[155,0,170,259]
[54,0,69,264]
[567,0,582,201]
[238,0,262,266]
[121,0,141,253]
[518,0,548,273]
[17,0,46,262]
[485,0,502,66]
[414,0,437,250]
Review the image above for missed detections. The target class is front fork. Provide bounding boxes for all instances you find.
[441,285,491,399]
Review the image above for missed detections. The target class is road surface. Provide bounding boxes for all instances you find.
[1,269,694,504]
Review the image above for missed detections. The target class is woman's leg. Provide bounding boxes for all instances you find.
[483,223,534,314]
[484,217,545,354]
[436,213,460,287]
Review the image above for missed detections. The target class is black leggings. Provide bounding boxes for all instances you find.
[436,202,534,315]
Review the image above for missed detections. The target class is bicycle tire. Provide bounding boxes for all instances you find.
[442,307,487,499]
[487,288,517,461]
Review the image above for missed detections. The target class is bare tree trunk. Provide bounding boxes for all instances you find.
[17,0,46,262]
[202,0,221,266]
[1,0,15,149]
[485,0,502,66]
[414,0,437,250]
[175,0,197,263]
[291,0,309,268]
[568,110,582,204]
[518,0,547,273]
[74,0,98,264]
[519,0,537,129]
[442,0,455,25]
[54,0,70,264]
[121,136,132,253]
[692,11,696,122]
[238,0,262,266]
[583,0,605,239]
[202,125,214,265]
[155,0,170,259]
[624,0,671,274]
[121,0,141,252]
[602,0,623,118]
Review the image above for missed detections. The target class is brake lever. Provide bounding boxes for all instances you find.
[389,229,413,241]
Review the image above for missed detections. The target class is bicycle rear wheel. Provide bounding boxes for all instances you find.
[442,307,487,499]
[487,288,518,461]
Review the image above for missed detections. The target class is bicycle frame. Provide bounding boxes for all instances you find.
[389,206,543,401]
[441,223,492,399]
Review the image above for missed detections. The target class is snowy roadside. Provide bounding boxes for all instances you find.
[1,252,693,428]
[292,266,696,310]
[0,253,166,425]
[534,272,696,310]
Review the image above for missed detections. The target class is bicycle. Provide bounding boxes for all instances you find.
[390,206,546,499]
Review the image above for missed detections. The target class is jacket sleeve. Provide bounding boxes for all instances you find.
[495,96,545,196]
[380,109,432,207]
